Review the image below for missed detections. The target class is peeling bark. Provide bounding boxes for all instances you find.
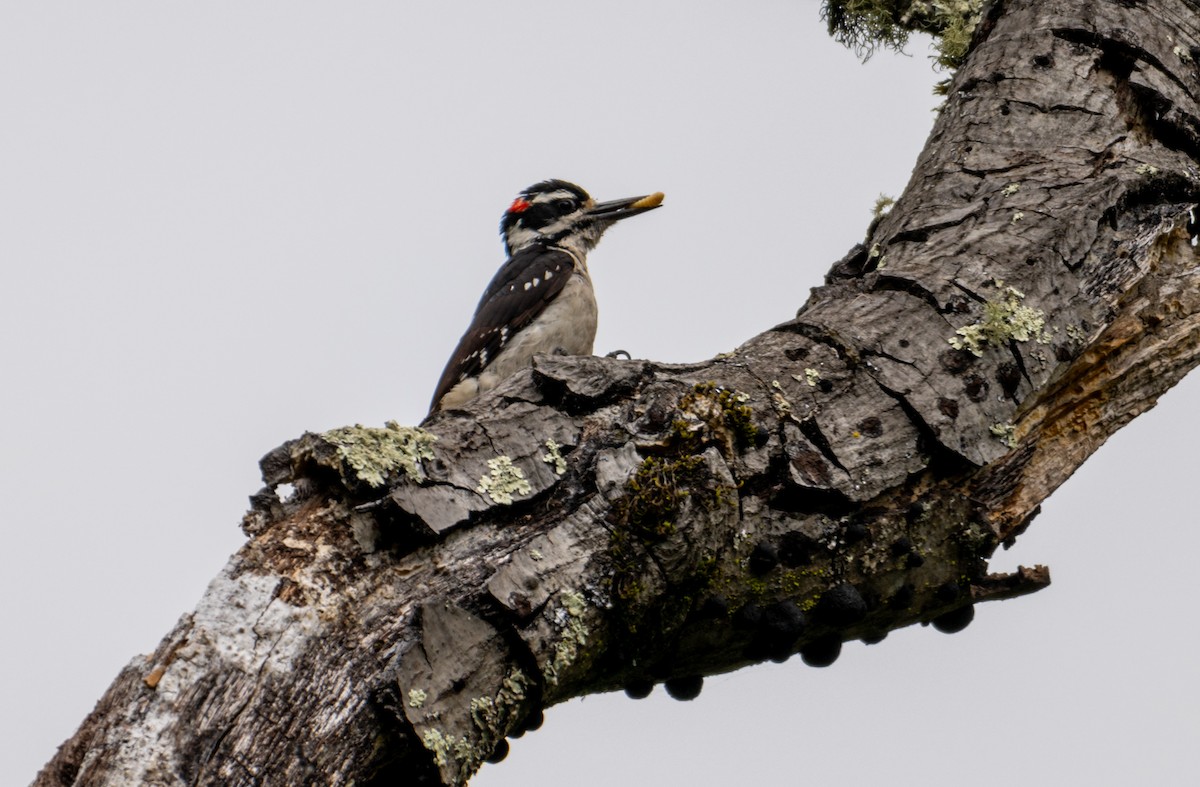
[35,2,1200,785]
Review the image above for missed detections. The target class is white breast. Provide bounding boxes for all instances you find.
[437,270,598,409]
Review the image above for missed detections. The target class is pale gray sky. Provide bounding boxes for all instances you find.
[3,3,1197,785]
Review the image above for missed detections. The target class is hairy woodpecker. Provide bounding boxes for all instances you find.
[428,179,664,415]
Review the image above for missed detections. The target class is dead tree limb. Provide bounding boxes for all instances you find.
[36,1,1200,785]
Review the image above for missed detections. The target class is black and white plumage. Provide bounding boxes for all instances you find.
[428,179,664,415]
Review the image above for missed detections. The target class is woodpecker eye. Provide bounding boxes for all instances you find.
[555,199,576,214]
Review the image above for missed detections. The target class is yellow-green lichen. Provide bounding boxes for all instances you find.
[322,421,437,487]
[932,0,983,69]
[408,688,428,708]
[1001,183,1020,197]
[542,439,567,475]
[949,285,1050,356]
[1011,211,1025,224]
[477,456,531,505]
[545,590,590,687]
[469,667,530,735]
[1173,45,1192,64]
[821,0,983,68]
[989,422,1018,448]
[421,728,474,769]
[1136,163,1161,176]
[770,380,794,416]
[873,194,895,220]
[803,368,822,387]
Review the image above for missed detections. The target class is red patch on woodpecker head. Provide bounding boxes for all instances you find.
[508,198,532,214]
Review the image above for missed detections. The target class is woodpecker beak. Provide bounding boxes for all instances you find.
[586,191,665,223]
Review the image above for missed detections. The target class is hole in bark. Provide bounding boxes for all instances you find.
[940,348,975,374]
[996,362,1022,400]
[963,374,988,402]
[856,416,883,438]
[937,397,960,420]
[1031,53,1053,68]
[779,531,817,566]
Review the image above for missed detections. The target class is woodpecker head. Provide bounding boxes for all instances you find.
[500,179,665,258]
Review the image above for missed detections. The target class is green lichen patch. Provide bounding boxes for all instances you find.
[821,0,983,68]
[545,590,590,687]
[989,422,1018,448]
[873,194,896,220]
[407,688,428,708]
[322,421,437,487]
[541,439,567,475]
[476,456,532,505]
[932,0,983,69]
[421,728,474,769]
[469,667,531,737]
[949,285,1050,356]
[417,667,533,780]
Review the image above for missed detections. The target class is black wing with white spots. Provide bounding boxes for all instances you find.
[430,244,574,411]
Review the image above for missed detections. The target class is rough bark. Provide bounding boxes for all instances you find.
[36,1,1200,785]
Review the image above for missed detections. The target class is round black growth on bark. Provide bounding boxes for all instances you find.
[800,635,842,667]
[664,675,704,701]
[624,679,655,700]
[932,604,975,634]
[813,583,868,627]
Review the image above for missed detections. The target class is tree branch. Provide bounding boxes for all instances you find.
[36,1,1200,785]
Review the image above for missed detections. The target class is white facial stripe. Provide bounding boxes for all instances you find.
[530,189,580,204]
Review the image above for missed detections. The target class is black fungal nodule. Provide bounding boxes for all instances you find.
[934,581,961,603]
[733,602,764,630]
[624,679,654,700]
[779,531,816,566]
[762,600,807,639]
[932,604,975,633]
[748,541,779,575]
[522,709,544,732]
[486,739,510,764]
[799,635,842,668]
[759,600,807,661]
[664,675,704,701]
[888,584,916,610]
[890,536,914,558]
[695,595,729,620]
[814,583,867,627]
[842,522,869,544]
